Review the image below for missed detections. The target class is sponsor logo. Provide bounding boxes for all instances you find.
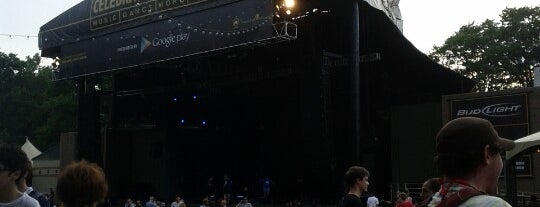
[151,32,190,48]
[322,52,348,69]
[117,43,138,52]
[138,32,189,54]
[456,103,522,117]
[140,37,152,53]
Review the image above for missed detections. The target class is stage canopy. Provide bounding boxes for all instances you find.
[39,0,475,94]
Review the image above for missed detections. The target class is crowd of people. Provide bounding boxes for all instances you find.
[0,144,108,207]
[1,117,537,207]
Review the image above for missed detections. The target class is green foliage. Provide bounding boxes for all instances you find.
[430,6,540,92]
[0,52,76,149]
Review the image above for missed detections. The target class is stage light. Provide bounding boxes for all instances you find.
[193,95,197,100]
[179,119,185,124]
[286,10,291,15]
[52,56,61,69]
[202,120,207,125]
[173,97,178,102]
[284,0,295,8]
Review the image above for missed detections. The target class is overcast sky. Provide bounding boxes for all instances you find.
[0,0,539,62]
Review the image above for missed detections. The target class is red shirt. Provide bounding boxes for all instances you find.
[397,200,414,207]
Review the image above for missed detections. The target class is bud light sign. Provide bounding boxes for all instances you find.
[450,94,528,126]
[456,103,522,117]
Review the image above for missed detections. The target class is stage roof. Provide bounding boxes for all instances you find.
[39,0,475,94]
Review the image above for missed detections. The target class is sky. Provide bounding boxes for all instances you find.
[1,0,539,63]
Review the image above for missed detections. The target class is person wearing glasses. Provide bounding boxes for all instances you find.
[0,143,40,207]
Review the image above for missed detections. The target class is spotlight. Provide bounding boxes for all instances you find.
[201,120,207,125]
[193,95,197,100]
[286,10,291,15]
[52,56,61,69]
[284,0,295,8]
[172,97,178,102]
[179,119,185,124]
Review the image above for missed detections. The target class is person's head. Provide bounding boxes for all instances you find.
[176,196,181,201]
[56,160,108,207]
[217,198,227,206]
[435,117,515,194]
[149,196,155,201]
[126,198,133,204]
[419,178,440,203]
[242,197,249,203]
[344,166,370,193]
[202,197,209,205]
[0,144,31,191]
[398,192,407,201]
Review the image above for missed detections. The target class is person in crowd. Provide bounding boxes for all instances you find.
[208,176,216,198]
[235,197,252,207]
[201,197,210,207]
[135,200,143,207]
[0,143,40,207]
[428,117,515,207]
[396,193,413,207]
[17,160,50,207]
[217,198,227,207]
[146,196,157,207]
[171,196,184,207]
[125,198,135,207]
[261,177,272,199]
[56,160,108,207]
[49,188,55,207]
[416,178,439,207]
[223,175,233,202]
[366,192,379,207]
[337,166,370,207]
[16,159,49,207]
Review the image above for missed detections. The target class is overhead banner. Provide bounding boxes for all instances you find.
[39,0,274,80]
[40,0,257,49]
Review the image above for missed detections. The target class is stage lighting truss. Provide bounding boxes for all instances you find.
[254,21,297,45]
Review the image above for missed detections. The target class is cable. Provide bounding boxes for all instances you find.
[0,34,38,39]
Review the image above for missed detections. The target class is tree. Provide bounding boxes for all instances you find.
[0,52,76,149]
[430,6,540,92]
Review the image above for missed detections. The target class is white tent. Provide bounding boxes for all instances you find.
[506,131,540,159]
[21,137,42,160]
